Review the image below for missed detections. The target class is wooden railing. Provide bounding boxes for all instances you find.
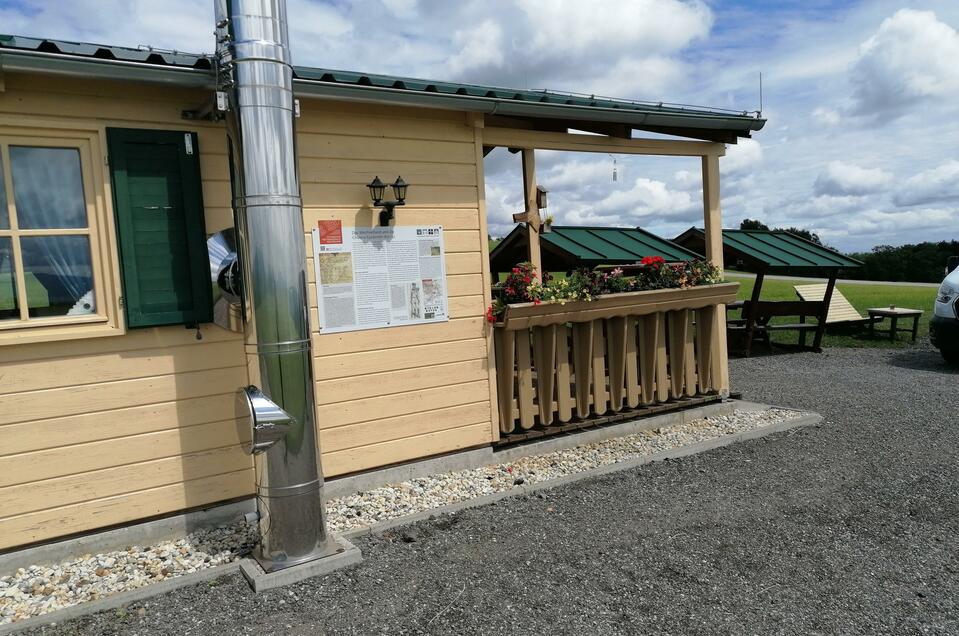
[493,282,739,435]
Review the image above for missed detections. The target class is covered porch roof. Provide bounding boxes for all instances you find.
[490,225,702,275]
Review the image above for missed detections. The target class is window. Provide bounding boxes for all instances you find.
[0,133,112,336]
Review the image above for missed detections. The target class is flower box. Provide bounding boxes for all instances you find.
[495,282,740,331]
[492,280,739,435]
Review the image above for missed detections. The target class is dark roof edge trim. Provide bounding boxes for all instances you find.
[292,81,765,133]
[0,47,213,87]
[0,48,764,134]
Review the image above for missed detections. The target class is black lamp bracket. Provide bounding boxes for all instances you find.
[373,199,406,226]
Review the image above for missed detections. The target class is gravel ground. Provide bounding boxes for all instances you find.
[19,345,959,635]
[326,408,801,534]
[2,408,798,626]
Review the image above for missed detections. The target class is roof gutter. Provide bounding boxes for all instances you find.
[0,48,765,134]
[291,81,766,132]
[0,47,215,88]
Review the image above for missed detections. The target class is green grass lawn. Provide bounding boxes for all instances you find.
[730,275,938,349]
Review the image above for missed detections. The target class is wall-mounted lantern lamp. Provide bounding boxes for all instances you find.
[367,176,409,226]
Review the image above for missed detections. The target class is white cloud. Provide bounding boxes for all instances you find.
[812,107,841,126]
[844,208,956,235]
[579,56,686,100]
[813,161,893,197]
[893,160,959,207]
[721,138,763,175]
[587,177,700,223]
[0,0,212,53]
[447,20,504,75]
[774,194,866,221]
[850,9,959,123]
[540,160,616,190]
[381,0,418,16]
[517,0,712,56]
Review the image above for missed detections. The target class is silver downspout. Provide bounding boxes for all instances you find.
[215,0,336,572]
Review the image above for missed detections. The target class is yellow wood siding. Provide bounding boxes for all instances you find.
[299,99,494,476]
[0,74,495,550]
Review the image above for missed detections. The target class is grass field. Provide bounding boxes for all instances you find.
[493,267,938,349]
[730,275,938,349]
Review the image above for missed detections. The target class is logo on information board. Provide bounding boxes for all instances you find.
[318,220,343,245]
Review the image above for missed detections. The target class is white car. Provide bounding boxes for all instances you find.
[931,262,959,365]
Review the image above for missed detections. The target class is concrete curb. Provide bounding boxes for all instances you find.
[0,562,240,635]
[343,410,822,540]
[0,500,256,577]
[239,537,362,593]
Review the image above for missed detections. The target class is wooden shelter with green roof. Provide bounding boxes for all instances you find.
[490,225,702,276]
[674,228,863,355]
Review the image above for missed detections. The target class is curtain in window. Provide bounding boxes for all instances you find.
[9,147,94,315]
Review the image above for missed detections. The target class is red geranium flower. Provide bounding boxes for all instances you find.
[641,255,665,267]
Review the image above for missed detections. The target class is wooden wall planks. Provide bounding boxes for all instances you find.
[0,74,496,550]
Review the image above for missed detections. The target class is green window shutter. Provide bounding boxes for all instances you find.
[107,128,213,328]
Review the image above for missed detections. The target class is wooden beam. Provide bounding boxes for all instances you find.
[471,115,501,440]
[743,269,764,358]
[813,273,837,350]
[634,125,741,144]
[485,115,568,133]
[701,153,730,395]
[702,155,724,274]
[522,148,543,280]
[567,122,631,139]
[484,128,725,157]
[487,115,632,140]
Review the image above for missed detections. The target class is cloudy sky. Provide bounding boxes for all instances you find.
[3,0,958,252]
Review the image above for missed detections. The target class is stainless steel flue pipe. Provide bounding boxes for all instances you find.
[215,0,336,572]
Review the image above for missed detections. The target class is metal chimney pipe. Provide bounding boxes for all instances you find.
[215,0,336,572]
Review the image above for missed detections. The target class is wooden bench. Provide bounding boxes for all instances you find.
[794,283,878,327]
[728,299,826,356]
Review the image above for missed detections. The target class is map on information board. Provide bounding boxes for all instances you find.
[312,223,449,333]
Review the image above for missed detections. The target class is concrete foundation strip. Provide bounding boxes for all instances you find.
[1,406,821,634]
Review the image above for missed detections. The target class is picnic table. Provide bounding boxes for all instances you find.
[867,307,923,342]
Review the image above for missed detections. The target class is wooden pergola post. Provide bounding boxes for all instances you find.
[702,154,730,395]
[515,149,543,280]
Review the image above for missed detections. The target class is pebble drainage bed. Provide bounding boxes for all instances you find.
[0,407,805,625]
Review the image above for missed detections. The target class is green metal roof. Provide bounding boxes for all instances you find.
[490,225,703,273]
[0,34,765,139]
[674,228,861,270]
[0,34,211,67]
[545,226,701,262]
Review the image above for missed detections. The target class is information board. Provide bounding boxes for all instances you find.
[312,222,449,333]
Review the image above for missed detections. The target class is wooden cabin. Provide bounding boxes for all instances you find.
[0,34,763,551]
